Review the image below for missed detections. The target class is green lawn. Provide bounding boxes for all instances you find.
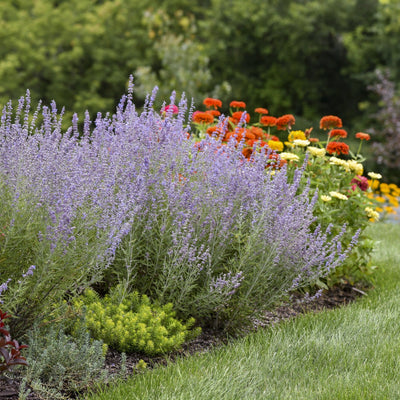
[85,222,400,400]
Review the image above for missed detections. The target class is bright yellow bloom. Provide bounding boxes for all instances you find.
[329,191,348,201]
[284,141,294,148]
[379,183,389,192]
[379,183,390,193]
[375,196,386,203]
[384,206,396,214]
[368,172,382,180]
[376,207,383,212]
[280,152,300,161]
[268,140,284,152]
[387,194,399,207]
[389,183,399,190]
[368,179,380,190]
[288,130,306,142]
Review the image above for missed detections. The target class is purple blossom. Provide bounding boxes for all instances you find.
[0,85,357,328]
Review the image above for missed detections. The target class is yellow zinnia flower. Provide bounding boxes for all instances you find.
[329,191,348,201]
[321,195,332,202]
[384,206,396,214]
[268,140,284,152]
[288,130,306,142]
[368,172,382,180]
[280,152,300,162]
[380,183,390,193]
[346,160,363,176]
[307,146,326,158]
[293,139,310,147]
[365,207,380,221]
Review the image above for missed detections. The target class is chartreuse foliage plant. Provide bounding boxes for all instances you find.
[71,284,201,355]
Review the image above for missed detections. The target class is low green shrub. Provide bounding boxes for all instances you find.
[20,323,107,399]
[72,285,201,355]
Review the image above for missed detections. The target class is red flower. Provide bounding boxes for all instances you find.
[309,137,319,143]
[230,101,246,109]
[351,175,369,191]
[276,114,295,130]
[329,129,347,138]
[192,111,214,124]
[326,141,350,155]
[320,115,342,130]
[260,116,277,127]
[230,111,250,124]
[203,98,222,109]
[255,107,269,114]
[355,132,370,141]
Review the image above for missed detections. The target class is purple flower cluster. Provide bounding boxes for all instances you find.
[0,81,357,329]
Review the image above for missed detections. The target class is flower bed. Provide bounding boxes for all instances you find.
[0,84,395,398]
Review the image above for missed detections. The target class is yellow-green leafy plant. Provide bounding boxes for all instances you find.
[72,285,201,355]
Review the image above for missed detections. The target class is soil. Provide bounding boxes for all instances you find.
[0,282,368,400]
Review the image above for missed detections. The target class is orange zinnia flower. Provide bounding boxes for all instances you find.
[230,111,250,124]
[319,115,342,130]
[326,141,350,155]
[266,152,287,169]
[207,109,221,117]
[276,114,295,130]
[203,98,222,109]
[309,137,319,143]
[206,126,224,137]
[192,111,214,124]
[355,132,371,141]
[255,107,269,114]
[244,130,256,140]
[230,100,246,109]
[242,148,253,158]
[225,131,244,142]
[260,116,277,127]
[249,126,264,139]
[329,129,347,138]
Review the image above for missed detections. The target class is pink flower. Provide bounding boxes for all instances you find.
[161,105,179,115]
[351,175,369,191]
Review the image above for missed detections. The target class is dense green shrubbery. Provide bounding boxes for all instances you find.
[1,0,398,128]
[72,285,201,355]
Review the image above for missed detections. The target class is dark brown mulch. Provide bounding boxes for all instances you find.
[0,282,368,400]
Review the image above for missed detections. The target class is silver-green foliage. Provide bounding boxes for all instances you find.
[21,324,107,398]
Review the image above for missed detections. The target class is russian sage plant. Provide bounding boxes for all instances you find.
[0,83,357,334]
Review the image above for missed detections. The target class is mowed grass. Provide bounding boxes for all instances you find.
[85,223,400,400]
